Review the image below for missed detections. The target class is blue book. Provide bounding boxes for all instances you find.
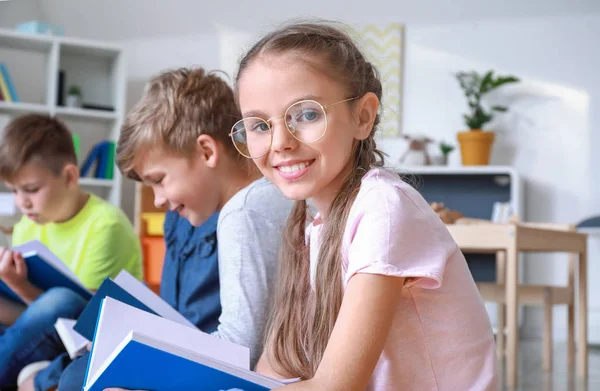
[0,240,91,305]
[84,298,286,391]
[94,141,109,179]
[80,141,109,178]
[74,270,194,341]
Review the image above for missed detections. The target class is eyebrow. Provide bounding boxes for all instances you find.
[21,182,40,187]
[242,94,325,118]
[5,181,39,191]
[141,173,159,182]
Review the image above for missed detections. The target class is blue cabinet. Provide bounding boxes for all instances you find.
[400,166,524,282]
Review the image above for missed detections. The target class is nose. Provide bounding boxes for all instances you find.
[270,118,298,153]
[153,190,167,209]
[15,192,32,211]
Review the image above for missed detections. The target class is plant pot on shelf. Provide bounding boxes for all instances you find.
[66,94,81,108]
[457,129,495,166]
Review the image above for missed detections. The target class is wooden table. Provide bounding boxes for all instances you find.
[446,223,588,388]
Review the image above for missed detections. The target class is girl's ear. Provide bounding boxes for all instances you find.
[354,92,380,140]
[196,134,219,168]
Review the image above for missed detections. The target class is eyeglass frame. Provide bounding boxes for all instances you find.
[229,96,358,159]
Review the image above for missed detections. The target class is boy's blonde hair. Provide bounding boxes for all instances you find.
[117,67,242,181]
[0,114,77,181]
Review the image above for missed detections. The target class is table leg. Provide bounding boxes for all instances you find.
[506,243,519,387]
[577,248,588,378]
[496,251,506,360]
[568,253,576,369]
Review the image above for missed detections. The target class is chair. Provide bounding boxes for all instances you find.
[475,222,577,372]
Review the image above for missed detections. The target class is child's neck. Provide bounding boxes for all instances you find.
[54,190,90,224]
[217,164,261,211]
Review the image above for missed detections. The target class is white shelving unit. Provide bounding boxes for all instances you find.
[0,27,126,207]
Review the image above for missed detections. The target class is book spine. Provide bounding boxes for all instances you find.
[0,67,11,103]
[0,64,19,102]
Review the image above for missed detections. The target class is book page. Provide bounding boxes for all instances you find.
[87,297,250,386]
[55,318,89,359]
[114,270,194,328]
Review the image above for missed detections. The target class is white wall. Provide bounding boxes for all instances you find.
[0,0,42,29]
[37,0,599,41]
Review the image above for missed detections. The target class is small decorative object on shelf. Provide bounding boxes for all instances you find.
[439,141,455,166]
[399,134,433,166]
[455,70,519,166]
[66,84,82,108]
[16,21,64,36]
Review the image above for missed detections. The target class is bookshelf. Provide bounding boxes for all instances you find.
[0,27,126,207]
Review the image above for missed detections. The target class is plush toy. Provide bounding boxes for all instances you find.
[399,134,433,166]
[429,202,465,224]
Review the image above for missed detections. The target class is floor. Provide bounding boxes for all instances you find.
[499,340,600,390]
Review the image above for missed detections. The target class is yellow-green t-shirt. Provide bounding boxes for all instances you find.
[12,194,143,290]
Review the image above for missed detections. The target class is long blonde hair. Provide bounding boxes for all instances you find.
[235,21,385,379]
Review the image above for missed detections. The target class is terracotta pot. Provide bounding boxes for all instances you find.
[457,130,495,165]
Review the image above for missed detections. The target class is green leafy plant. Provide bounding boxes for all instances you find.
[456,70,519,130]
[68,85,82,96]
[440,141,455,156]
[439,141,455,164]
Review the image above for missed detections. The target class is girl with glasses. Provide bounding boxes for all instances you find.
[233,21,497,391]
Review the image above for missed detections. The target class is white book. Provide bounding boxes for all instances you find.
[84,297,263,391]
[55,318,89,359]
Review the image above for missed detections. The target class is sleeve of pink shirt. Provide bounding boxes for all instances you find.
[344,179,456,289]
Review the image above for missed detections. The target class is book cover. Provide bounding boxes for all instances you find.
[85,333,283,391]
[94,141,110,179]
[84,298,269,391]
[0,240,92,305]
[104,141,115,179]
[80,141,109,177]
[73,278,156,341]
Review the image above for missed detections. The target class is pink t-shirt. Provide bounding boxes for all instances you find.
[308,168,497,391]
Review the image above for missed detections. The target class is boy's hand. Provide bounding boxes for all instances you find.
[0,247,28,288]
[0,248,42,303]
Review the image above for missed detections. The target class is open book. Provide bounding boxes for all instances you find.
[84,297,285,391]
[0,240,92,304]
[74,270,194,341]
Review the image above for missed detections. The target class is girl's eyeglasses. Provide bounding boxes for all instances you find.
[229,97,357,159]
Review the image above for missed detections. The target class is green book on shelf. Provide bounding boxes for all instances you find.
[104,141,115,179]
[72,134,81,161]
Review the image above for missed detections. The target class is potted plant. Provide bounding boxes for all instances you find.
[439,141,455,165]
[66,84,82,108]
[455,70,519,165]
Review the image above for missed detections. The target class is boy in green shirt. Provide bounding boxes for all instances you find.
[0,114,143,388]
